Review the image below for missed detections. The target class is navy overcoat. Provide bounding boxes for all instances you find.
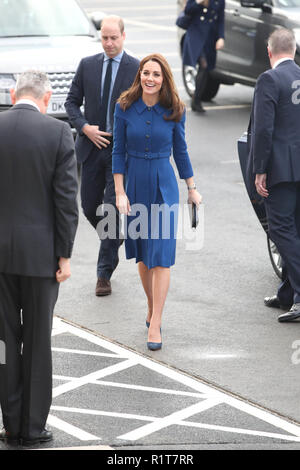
[182,0,225,69]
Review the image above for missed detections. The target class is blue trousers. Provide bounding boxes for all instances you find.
[265,182,300,304]
[80,145,121,280]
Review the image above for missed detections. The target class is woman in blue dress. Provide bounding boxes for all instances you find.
[112,53,201,351]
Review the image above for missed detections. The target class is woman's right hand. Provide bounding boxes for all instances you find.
[116,192,131,215]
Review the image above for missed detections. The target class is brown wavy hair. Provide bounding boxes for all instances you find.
[118,53,185,122]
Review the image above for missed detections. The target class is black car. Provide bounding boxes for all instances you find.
[177,0,300,100]
[238,133,283,279]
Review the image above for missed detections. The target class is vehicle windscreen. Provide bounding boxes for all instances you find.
[0,0,92,37]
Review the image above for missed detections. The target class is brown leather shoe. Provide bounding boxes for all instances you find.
[95,277,112,296]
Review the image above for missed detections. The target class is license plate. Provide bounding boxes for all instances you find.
[48,95,67,115]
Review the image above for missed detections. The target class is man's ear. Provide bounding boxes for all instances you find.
[267,46,272,60]
[10,89,17,105]
[42,91,52,113]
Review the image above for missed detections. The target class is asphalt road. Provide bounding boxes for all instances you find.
[2,0,300,452]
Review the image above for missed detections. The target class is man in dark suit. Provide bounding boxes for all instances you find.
[251,28,300,322]
[0,71,78,445]
[65,15,139,296]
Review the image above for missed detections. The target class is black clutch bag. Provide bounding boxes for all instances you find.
[189,202,199,229]
[176,11,193,30]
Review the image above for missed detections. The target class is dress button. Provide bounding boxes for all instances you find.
[146,120,151,124]
[214,15,218,19]
[209,18,213,22]
[200,16,205,21]
[203,7,208,12]
[147,107,151,111]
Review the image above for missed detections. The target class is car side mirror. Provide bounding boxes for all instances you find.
[88,11,107,31]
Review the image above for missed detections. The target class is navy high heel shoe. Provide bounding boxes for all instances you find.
[147,340,162,351]
[147,328,162,351]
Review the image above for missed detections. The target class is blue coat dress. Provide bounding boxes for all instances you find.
[112,98,194,269]
[182,0,225,69]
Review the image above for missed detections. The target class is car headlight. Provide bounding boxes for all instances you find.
[0,74,17,106]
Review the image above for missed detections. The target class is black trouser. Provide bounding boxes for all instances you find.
[265,182,300,304]
[80,145,121,280]
[0,273,59,438]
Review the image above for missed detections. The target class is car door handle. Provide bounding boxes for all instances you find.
[233,8,240,16]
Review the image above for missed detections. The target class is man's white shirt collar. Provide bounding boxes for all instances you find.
[15,99,41,112]
[103,50,124,63]
[273,57,293,69]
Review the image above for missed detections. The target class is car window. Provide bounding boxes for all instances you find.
[274,0,300,6]
[0,0,92,37]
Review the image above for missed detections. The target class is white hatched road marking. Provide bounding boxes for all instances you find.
[52,358,137,398]
[47,414,100,441]
[49,317,300,444]
[117,399,222,441]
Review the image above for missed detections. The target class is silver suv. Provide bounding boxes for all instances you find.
[0,0,104,127]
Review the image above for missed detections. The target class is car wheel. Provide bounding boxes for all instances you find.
[182,65,220,101]
[202,74,220,102]
[267,235,282,279]
[182,64,197,97]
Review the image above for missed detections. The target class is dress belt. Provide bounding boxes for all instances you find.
[128,151,170,160]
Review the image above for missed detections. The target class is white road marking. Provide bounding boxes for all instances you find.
[52,358,137,398]
[51,405,159,423]
[220,159,240,164]
[52,347,124,358]
[125,38,176,45]
[186,104,251,112]
[53,375,74,381]
[136,52,179,59]
[124,19,176,32]
[47,414,100,441]
[181,421,300,442]
[117,399,222,441]
[86,5,176,13]
[92,379,208,399]
[50,317,300,444]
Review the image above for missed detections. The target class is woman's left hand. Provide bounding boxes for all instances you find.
[216,38,225,50]
[188,189,202,207]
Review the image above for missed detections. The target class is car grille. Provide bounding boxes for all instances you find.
[48,72,75,95]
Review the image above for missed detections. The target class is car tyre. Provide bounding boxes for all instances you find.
[267,235,283,279]
[182,64,220,101]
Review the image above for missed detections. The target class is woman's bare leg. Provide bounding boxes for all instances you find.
[148,266,170,344]
[138,262,153,324]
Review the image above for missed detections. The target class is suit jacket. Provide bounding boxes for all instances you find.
[0,104,79,278]
[65,51,140,163]
[250,59,300,188]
